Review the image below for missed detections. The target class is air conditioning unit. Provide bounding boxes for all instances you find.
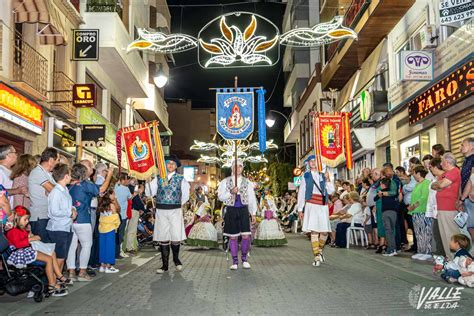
[420,25,437,50]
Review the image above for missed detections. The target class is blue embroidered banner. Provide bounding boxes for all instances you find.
[216,91,254,140]
[256,88,266,153]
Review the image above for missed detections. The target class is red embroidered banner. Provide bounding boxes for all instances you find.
[121,123,157,180]
[313,112,353,171]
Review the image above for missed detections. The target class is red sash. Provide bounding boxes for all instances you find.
[307,194,325,205]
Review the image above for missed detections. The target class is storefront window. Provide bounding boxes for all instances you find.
[400,128,436,169]
[110,98,123,128]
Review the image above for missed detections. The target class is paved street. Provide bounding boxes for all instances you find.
[1,234,473,315]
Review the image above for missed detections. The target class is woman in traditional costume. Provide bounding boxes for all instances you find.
[187,202,218,248]
[254,196,287,247]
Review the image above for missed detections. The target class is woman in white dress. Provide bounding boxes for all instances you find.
[187,202,218,248]
[255,196,287,247]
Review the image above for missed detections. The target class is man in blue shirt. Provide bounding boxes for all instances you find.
[114,173,132,259]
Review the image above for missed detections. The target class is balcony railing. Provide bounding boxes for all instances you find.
[12,31,48,97]
[325,0,370,62]
[50,71,76,118]
[86,1,123,19]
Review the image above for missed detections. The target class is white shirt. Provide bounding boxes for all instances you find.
[0,164,13,206]
[363,206,372,225]
[217,175,258,215]
[343,202,364,224]
[297,171,335,212]
[145,172,190,205]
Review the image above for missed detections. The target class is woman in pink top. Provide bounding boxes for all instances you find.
[10,154,37,209]
[431,153,461,259]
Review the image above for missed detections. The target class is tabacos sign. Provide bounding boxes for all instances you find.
[408,60,473,125]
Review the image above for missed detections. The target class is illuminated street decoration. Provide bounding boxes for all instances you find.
[126,12,356,67]
[127,29,197,53]
[198,14,279,67]
[279,16,357,47]
[191,139,278,168]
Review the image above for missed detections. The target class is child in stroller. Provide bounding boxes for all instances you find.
[137,212,156,249]
[3,207,69,298]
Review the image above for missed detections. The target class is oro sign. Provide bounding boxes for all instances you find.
[73,30,99,61]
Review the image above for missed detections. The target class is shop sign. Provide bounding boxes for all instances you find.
[0,82,43,134]
[73,30,99,61]
[57,127,76,148]
[359,90,373,121]
[408,60,473,125]
[72,84,96,108]
[439,0,473,25]
[79,108,118,164]
[81,124,106,147]
[401,51,434,81]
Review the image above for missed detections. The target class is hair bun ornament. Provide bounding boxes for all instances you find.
[14,206,29,217]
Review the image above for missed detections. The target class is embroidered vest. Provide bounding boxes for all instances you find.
[224,177,250,207]
[304,171,328,202]
[156,174,183,208]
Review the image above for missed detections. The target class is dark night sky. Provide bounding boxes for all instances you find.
[164,0,287,116]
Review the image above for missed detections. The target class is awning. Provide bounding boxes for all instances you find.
[351,128,375,159]
[13,0,67,45]
[136,109,171,134]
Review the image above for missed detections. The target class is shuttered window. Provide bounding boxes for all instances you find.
[449,106,474,166]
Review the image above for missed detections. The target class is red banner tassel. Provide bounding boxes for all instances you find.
[344,112,353,170]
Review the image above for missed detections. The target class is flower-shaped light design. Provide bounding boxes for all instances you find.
[199,15,279,67]
[280,16,357,47]
[191,139,278,168]
[127,29,197,54]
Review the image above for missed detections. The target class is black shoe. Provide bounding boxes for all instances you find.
[86,268,96,277]
[171,243,182,266]
[116,255,125,260]
[375,246,384,254]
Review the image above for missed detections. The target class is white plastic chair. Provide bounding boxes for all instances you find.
[291,218,299,233]
[346,216,368,249]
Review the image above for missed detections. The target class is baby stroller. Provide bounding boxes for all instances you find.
[0,231,47,302]
[137,212,157,250]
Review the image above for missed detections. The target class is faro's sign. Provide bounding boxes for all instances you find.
[408,60,473,125]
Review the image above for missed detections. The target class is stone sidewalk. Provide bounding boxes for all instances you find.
[1,234,473,315]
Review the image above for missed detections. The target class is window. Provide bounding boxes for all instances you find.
[299,111,314,157]
[85,73,103,114]
[110,98,123,128]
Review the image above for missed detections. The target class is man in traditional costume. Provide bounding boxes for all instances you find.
[146,155,190,273]
[297,155,335,267]
[218,159,258,270]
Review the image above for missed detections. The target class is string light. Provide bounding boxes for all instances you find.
[127,29,197,53]
[280,16,357,47]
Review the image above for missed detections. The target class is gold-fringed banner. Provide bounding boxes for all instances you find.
[121,122,157,180]
[313,112,353,172]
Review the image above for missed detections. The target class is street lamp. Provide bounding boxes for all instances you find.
[265,110,290,128]
[153,64,168,88]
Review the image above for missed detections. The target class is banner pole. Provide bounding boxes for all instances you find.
[234,76,239,188]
